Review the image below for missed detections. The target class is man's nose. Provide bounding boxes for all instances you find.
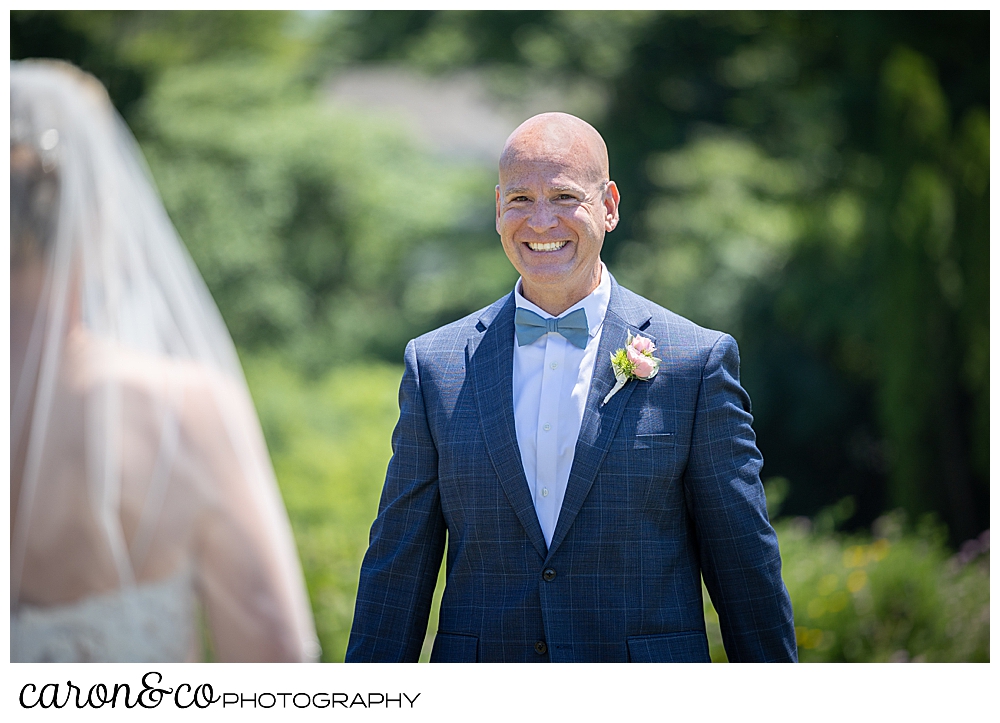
[525,201,558,233]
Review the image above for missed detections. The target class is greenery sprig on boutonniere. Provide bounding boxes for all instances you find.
[602,331,660,406]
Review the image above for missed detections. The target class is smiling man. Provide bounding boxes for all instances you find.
[495,113,617,317]
[346,113,797,663]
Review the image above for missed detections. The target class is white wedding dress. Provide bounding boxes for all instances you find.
[11,60,319,663]
[12,570,197,663]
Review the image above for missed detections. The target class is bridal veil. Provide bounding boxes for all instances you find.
[10,60,319,661]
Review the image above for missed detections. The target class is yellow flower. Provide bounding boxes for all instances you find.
[796,628,825,650]
[807,598,826,619]
[843,545,866,568]
[818,573,839,595]
[871,538,890,561]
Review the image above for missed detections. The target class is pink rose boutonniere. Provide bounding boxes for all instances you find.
[602,331,660,406]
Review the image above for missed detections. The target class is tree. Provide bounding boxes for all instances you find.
[11,10,988,540]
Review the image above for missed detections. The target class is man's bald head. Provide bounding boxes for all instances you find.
[494,112,620,315]
[499,112,609,189]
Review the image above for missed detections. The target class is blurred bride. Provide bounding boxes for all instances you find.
[10,60,319,662]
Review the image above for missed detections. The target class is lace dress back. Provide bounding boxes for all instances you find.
[11,568,197,663]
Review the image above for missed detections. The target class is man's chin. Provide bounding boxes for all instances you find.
[520,268,576,291]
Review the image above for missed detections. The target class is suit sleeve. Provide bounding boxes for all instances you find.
[683,333,798,662]
[345,340,446,662]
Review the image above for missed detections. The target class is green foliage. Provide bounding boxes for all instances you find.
[609,348,632,379]
[620,132,811,334]
[138,59,514,373]
[11,10,307,119]
[244,358,445,662]
[871,47,989,540]
[704,515,990,662]
[68,10,298,71]
[243,357,394,661]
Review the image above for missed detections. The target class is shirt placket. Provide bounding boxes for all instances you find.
[535,333,567,542]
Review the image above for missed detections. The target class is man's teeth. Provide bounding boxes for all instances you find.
[527,241,568,252]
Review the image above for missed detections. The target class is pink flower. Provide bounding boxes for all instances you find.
[629,335,655,354]
[626,345,658,379]
[603,333,661,405]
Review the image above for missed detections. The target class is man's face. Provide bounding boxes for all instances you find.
[496,153,619,309]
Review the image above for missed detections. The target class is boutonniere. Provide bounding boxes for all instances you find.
[602,331,660,406]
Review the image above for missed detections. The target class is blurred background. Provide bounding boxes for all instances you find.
[12,9,989,662]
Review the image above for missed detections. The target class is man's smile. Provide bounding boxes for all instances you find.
[526,240,569,252]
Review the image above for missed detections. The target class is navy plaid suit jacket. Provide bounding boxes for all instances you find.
[347,278,797,662]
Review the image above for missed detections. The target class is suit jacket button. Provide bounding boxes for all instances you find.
[534,641,547,655]
[542,568,556,581]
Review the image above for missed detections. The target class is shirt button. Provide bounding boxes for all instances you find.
[550,362,558,370]
[534,641,548,655]
[543,423,551,432]
[542,568,556,581]
[541,487,549,497]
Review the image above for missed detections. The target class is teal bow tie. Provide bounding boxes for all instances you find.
[514,307,590,349]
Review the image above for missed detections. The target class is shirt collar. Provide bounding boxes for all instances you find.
[513,262,611,339]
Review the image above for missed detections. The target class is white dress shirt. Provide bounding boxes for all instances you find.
[512,263,612,547]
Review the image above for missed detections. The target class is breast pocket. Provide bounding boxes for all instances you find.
[633,432,675,450]
[602,429,680,510]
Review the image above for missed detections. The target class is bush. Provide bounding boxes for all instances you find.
[705,514,990,662]
[243,357,404,661]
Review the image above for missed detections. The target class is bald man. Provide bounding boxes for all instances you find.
[346,113,797,662]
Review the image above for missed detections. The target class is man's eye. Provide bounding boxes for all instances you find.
[510,196,530,202]
[556,194,577,201]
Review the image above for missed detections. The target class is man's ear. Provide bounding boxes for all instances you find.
[495,185,502,234]
[604,181,620,232]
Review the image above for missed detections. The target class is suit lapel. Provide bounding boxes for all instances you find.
[469,295,548,559]
[546,280,654,557]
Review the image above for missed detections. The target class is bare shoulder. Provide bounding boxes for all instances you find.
[82,332,260,471]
